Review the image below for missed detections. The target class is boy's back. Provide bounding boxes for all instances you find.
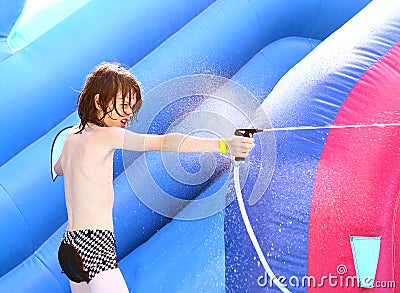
[59,125,116,232]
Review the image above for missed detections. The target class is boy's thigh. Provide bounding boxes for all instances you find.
[90,268,129,293]
[70,281,90,293]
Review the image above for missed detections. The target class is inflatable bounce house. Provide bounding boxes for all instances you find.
[1,0,399,292]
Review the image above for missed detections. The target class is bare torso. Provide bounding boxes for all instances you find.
[60,125,115,231]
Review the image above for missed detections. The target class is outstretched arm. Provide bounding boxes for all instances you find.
[103,127,254,157]
[161,133,254,157]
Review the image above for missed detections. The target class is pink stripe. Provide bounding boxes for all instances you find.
[308,42,400,292]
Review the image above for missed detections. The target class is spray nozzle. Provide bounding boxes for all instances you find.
[234,128,263,138]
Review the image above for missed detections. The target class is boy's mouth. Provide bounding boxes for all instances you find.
[120,118,128,128]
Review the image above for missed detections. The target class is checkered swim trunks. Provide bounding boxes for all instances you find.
[58,229,118,283]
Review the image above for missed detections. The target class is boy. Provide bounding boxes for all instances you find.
[55,62,254,293]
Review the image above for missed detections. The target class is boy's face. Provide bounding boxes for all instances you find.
[100,91,137,128]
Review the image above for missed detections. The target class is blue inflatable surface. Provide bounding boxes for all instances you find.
[3,0,400,292]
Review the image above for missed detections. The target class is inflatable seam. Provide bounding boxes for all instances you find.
[246,0,266,49]
[309,0,322,37]
[34,253,65,291]
[0,183,34,254]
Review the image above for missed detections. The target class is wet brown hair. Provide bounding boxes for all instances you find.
[76,62,142,133]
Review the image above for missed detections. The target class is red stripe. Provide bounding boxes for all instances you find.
[308,42,400,292]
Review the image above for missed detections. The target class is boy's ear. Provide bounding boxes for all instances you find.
[94,94,102,111]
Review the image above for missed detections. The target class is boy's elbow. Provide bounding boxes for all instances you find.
[55,167,64,176]
[161,133,180,152]
[54,161,64,176]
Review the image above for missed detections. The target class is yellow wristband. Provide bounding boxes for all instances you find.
[220,139,227,155]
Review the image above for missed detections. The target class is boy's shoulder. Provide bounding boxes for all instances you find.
[97,125,125,136]
[75,124,122,135]
[88,126,126,149]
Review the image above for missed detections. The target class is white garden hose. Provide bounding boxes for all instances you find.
[233,161,291,293]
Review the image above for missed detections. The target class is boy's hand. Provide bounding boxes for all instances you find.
[226,136,255,158]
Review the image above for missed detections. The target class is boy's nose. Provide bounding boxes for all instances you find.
[127,111,133,117]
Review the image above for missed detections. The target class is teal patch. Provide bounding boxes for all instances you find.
[350,236,381,288]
